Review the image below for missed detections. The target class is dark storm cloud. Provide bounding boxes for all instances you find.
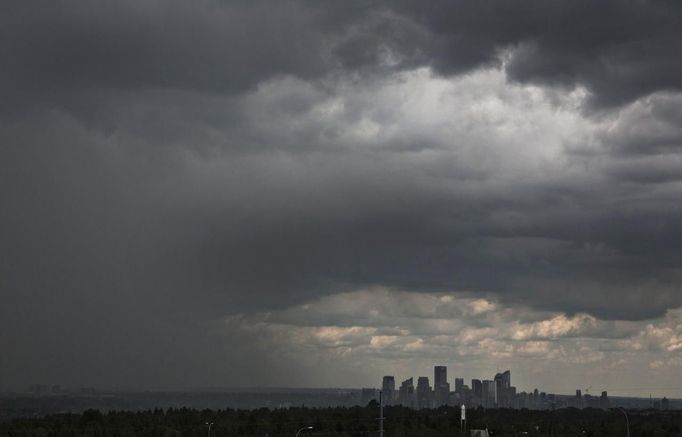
[5,1,682,112]
[392,0,682,108]
[3,0,682,389]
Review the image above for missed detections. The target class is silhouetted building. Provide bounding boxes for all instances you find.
[434,366,449,406]
[434,366,447,387]
[575,389,582,408]
[471,379,483,406]
[417,376,432,409]
[497,370,511,389]
[472,379,482,397]
[398,377,415,407]
[662,397,670,410]
[494,370,511,407]
[482,380,496,408]
[382,376,395,405]
[455,378,464,393]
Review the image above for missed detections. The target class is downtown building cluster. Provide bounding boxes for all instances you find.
[362,367,612,410]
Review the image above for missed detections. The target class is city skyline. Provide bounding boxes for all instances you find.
[3,1,682,397]
[374,367,611,410]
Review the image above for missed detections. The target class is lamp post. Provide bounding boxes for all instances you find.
[296,426,313,437]
[206,422,214,437]
[617,408,630,437]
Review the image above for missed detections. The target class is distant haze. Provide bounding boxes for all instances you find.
[3,0,682,397]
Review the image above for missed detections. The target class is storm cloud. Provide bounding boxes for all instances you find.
[2,0,682,392]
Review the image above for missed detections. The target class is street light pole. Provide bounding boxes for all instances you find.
[617,408,630,437]
[206,422,214,437]
[296,426,313,437]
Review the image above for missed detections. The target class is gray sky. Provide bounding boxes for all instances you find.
[2,0,682,396]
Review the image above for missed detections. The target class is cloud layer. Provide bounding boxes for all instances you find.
[222,288,682,397]
[2,0,682,391]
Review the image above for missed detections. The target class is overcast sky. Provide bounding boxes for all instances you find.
[3,0,682,397]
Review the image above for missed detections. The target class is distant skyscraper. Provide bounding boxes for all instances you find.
[482,380,496,408]
[471,379,482,398]
[500,370,511,389]
[434,366,447,388]
[398,377,415,407]
[417,376,432,409]
[662,397,670,410]
[493,370,511,407]
[454,378,464,393]
[575,389,582,409]
[382,376,395,405]
[434,366,449,406]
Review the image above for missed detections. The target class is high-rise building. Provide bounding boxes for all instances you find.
[455,378,464,393]
[500,370,511,389]
[472,379,482,397]
[471,379,482,406]
[416,376,432,409]
[382,376,395,405]
[398,377,415,407]
[482,380,496,408]
[434,366,447,388]
[493,370,511,407]
[434,366,449,406]
[662,397,670,410]
[575,389,582,409]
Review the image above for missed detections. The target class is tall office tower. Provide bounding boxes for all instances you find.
[495,376,503,406]
[493,371,511,407]
[500,370,511,389]
[434,366,449,406]
[662,397,670,410]
[472,379,482,397]
[575,389,582,408]
[398,377,415,407]
[481,380,496,408]
[416,376,432,409]
[455,378,464,393]
[382,376,395,405]
[434,366,447,388]
[471,379,482,406]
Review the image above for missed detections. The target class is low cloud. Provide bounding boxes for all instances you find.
[219,288,682,395]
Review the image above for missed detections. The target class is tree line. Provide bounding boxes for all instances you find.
[2,403,682,437]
